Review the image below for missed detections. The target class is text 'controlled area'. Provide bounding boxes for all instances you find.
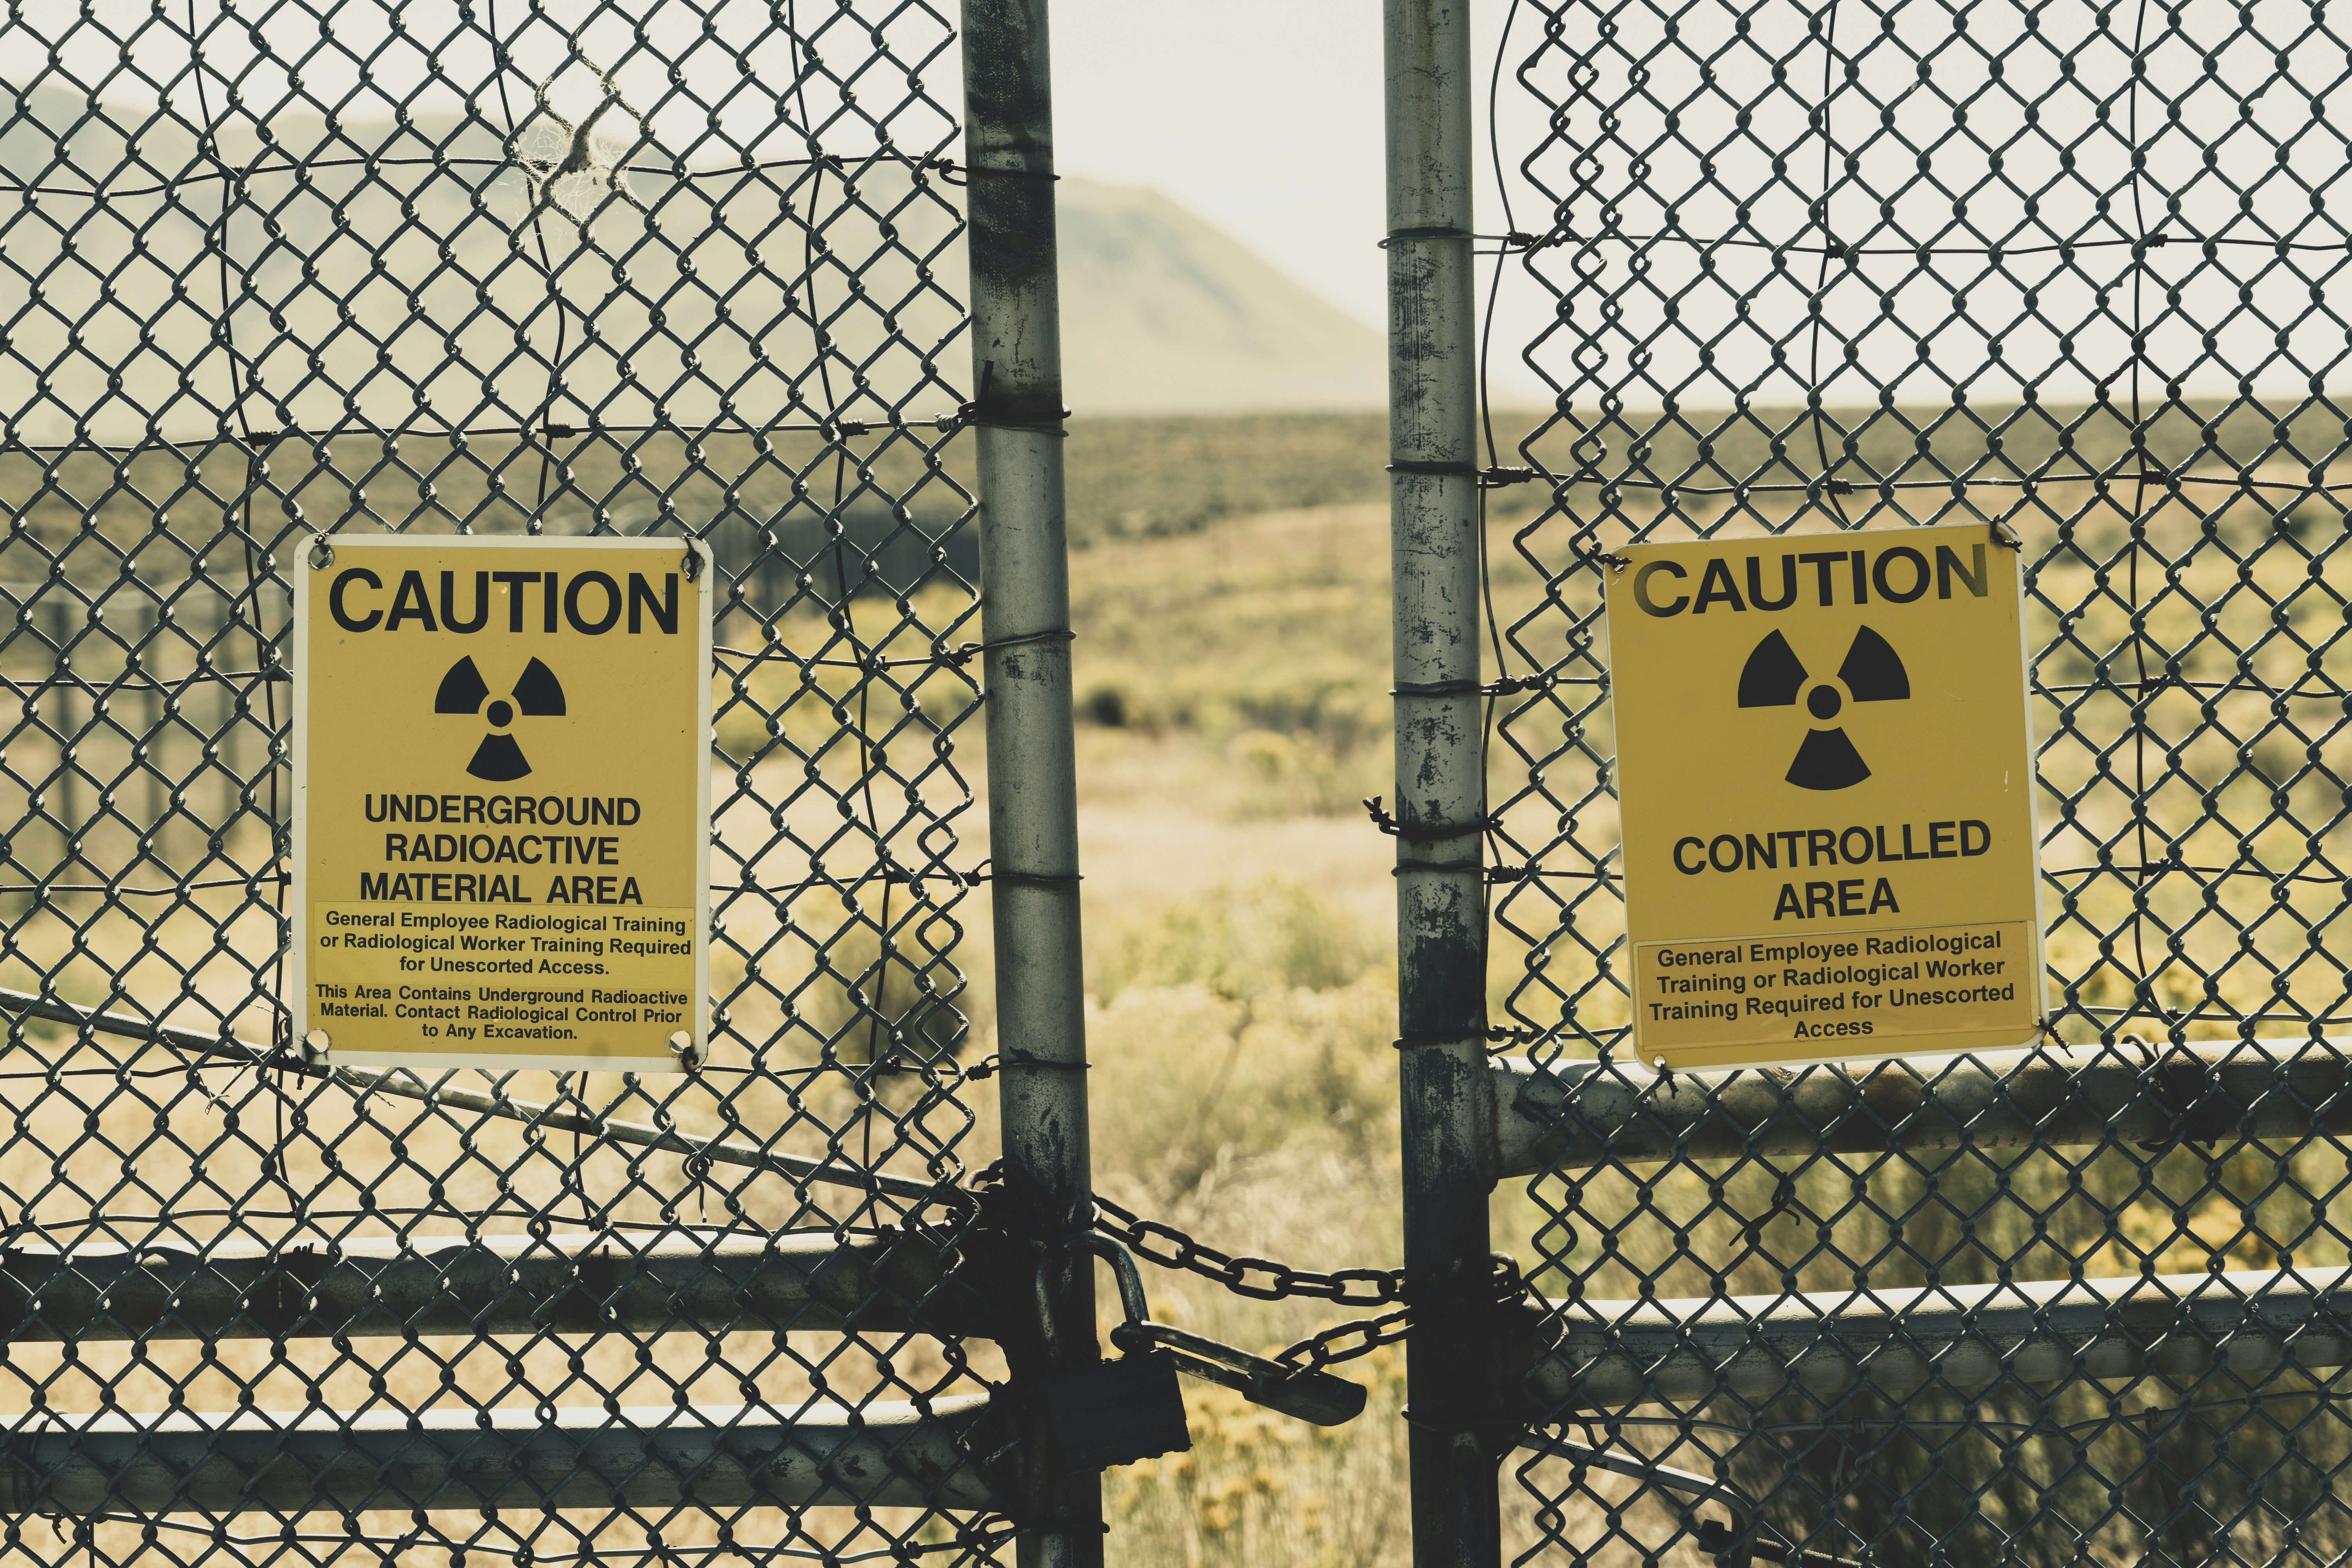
[1669,817,1994,920]
[294,537,713,1073]
[1607,524,2045,1071]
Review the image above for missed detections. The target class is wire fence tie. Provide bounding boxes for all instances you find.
[1361,795,1502,842]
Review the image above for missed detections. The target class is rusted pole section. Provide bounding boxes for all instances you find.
[959,1,1098,1563]
[1386,0,1503,1561]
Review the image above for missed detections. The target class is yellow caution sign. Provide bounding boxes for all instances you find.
[1607,524,2043,1071]
[292,537,713,1072]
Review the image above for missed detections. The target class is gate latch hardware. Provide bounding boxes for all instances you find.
[1072,1233,1370,1427]
[1043,1349,1189,1474]
[1114,1314,1369,1426]
[1037,1236,1189,1473]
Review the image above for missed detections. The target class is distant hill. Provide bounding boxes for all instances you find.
[0,83,1381,443]
[1057,181,1383,413]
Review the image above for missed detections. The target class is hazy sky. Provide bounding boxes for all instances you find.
[1054,1,1391,331]
[27,0,1544,344]
[1053,0,1556,400]
[1050,0,2337,416]
[12,0,1557,405]
[20,0,2321,414]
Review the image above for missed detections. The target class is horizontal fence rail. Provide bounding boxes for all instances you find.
[0,1397,1002,1514]
[1528,1268,2352,1410]
[0,1230,989,1343]
[1489,1038,2352,1175]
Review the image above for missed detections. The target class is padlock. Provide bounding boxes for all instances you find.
[1111,1317,1368,1426]
[1060,1234,1369,1430]
[1044,1347,1191,1473]
[1035,1237,1191,1473]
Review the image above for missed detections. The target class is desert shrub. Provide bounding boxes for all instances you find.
[1096,878,1381,1004]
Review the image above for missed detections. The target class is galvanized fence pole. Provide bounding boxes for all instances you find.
[1386,0,1503,1562]
[960,1,1100,1563]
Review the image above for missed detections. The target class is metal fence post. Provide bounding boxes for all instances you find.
[959,2,1099,1564]
[1386,0,1502,1563]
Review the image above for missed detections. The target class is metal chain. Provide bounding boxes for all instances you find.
[1276,1306,1413,1370]
[1273,1255,1528,1370]
[1090,1195,1408,1307]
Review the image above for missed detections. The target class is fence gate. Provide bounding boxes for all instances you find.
[10,0,2352,1561]
[1477,0,2352,1559]
[0,0,1062,1560]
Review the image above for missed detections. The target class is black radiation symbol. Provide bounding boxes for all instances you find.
[435,655,566,781]
[1736,625,1911,791]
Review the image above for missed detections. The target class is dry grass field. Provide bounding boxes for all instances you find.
[0,407,2343,1563]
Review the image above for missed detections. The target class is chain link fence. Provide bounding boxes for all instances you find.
[10,0,2352,1561]
[0,0,1015,1560]
[1497,0,2352,1557]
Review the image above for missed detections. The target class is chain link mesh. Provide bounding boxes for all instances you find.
[0,0,1007,1560]
[1499,0,2352,1557]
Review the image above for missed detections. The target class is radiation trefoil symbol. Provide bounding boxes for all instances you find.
[1737,626,1910,790]
[435,656,566,781]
